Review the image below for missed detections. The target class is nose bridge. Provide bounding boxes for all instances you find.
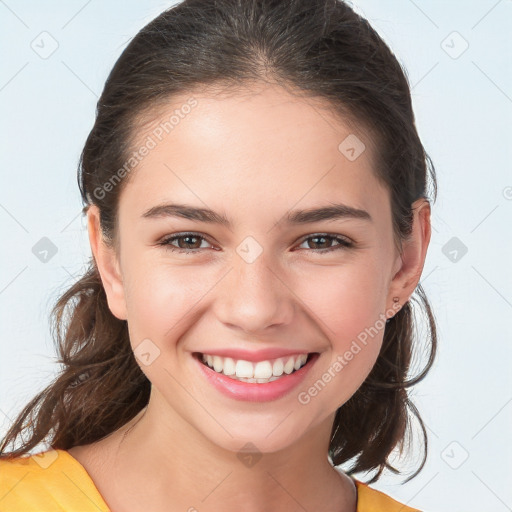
[215,244,295,333]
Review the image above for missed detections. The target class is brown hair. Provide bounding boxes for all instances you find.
[0,0,437,484]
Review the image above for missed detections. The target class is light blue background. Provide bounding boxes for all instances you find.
[1,1,511,510]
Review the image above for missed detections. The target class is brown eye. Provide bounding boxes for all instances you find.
[297,234,353,254]
[157,232,353,255]
[158,233,212,253]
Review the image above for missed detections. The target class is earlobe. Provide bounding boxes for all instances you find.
[387,198,432,313]
[86,205,128,321]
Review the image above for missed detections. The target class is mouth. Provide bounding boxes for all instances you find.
[193,351,316,382]
[192,351,319,401]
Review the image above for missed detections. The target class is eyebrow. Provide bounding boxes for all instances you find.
[141,202,372,227]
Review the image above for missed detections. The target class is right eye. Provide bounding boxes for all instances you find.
[158,232,214,253]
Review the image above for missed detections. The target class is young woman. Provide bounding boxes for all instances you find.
[0,1,437,510]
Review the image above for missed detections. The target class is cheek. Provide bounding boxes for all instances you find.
[122,257,215,344]
[296,262,386,399]
[297,258,387,339]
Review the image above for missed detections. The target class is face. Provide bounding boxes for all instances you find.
[89,83,427,456]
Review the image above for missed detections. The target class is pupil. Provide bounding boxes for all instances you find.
[312,236,328,249]
[181,235,198,248]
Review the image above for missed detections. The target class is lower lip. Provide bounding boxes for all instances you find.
[193,353,319,402]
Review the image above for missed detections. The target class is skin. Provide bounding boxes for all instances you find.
[70,82,431,512]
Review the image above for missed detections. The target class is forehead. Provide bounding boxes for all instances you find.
[120,83,389,227]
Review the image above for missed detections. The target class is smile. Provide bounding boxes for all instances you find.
[198,352,309,383]
[192,351,320,402]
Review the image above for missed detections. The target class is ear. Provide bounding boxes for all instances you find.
[386,198,432,316]
[87,205,128,321]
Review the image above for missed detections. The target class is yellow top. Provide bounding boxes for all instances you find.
[0,449,421,511]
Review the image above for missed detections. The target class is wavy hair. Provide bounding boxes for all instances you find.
[0,0,437,484]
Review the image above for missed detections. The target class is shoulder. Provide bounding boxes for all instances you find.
[354,479,422,512]
[0,448,109,511]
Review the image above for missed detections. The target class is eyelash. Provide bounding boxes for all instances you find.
[157,232,354,255]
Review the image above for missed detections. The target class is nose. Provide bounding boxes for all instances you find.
[213,251,295,335]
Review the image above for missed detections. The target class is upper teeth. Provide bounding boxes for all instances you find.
[201,353,308,379]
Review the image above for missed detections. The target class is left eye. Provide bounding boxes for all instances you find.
[296,234,353,253]
[158,232,354,254]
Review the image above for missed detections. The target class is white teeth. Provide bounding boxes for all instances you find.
[223,357,236,376]
[200,352,310,381]
[283,357,295,374]
[235,359,254,378]
[213,356,223,373]
[272,358,284,376]
[254,361,273,379]
[294,354,307,370]
[234,375,282,383]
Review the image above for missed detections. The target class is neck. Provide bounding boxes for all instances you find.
[103,391,356,512]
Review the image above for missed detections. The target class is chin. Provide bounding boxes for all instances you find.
[197,418,311,459]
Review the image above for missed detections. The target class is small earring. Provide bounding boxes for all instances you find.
[386,297,400,323]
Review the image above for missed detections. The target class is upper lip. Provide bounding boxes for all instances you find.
[194,348,316,362]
